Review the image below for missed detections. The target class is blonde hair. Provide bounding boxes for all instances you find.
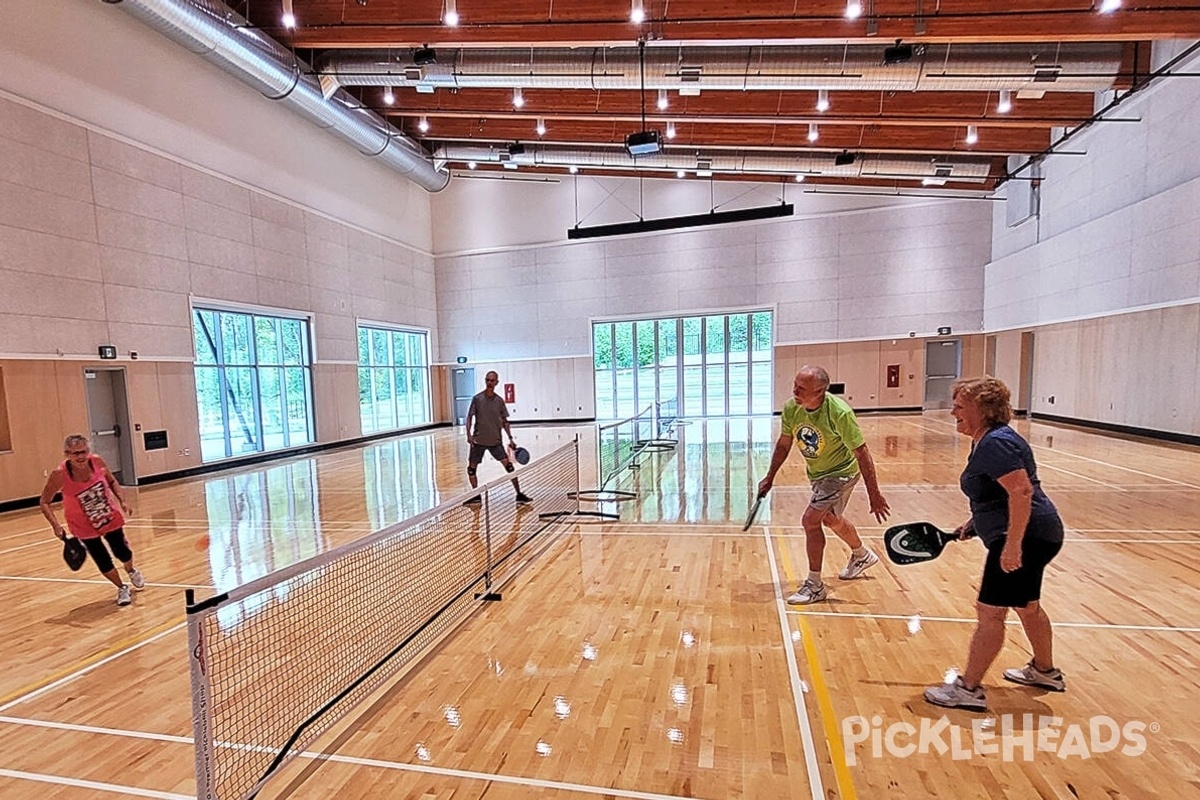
[952,377,1013,426]
[63,434,89,452]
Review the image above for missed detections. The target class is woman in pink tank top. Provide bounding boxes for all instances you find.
[40,434,146,606]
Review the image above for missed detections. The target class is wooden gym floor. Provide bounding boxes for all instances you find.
[0,413,1198,799]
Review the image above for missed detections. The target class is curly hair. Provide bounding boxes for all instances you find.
[951,376,1013,426]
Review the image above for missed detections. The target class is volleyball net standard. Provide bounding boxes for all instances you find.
[186,440,580,800]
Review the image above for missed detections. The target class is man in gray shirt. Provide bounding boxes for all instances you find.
[464,371,531,505]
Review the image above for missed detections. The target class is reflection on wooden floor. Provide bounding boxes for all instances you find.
[2,413,1199,798]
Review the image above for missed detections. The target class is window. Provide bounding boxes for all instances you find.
[193,307,315,462]
[593,311,773,420]
[357,325,431,434]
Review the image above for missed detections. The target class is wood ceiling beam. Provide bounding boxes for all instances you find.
[282,11,1200,49]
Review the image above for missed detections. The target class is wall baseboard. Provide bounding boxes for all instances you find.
[1031,413,1200,448]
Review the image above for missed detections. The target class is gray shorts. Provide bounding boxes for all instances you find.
[469,443,508,464]
[808,474,860,516]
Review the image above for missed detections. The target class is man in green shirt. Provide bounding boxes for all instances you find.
[758,365,890,604]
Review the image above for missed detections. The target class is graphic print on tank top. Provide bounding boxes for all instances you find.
[76,481,115,530]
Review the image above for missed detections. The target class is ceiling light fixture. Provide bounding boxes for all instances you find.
[512,87,525,108]
[467,161,477,169]
[1098,0,1121,12]
[569,165,579,174]
[536,118,547,136]
[997,89,1012,114]
[795,174,806,182]
[965,125,978,144]
[665,121,677,139]
[845,1,863,20]
[817,89,830,112]
[418,115,430,132]
[281,0,296,28]
[382,87,395,105]
[443,0,459,26]
[657,89,669,110]
[807,123,819,142]
[677,169,686,178]
[631,0,645,24]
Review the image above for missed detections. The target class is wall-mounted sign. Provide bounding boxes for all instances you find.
[98,345,117,359]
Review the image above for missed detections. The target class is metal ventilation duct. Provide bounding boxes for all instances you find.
[433,144,994,183]
[102,0,449,192]
[322,43,1122,94]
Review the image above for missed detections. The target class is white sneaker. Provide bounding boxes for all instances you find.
[129,568,146,590]
[1003,660,1066,692]
[839,548,880,580]
[924,677,987,711]
[116,585,132,606]
[786,579,828,605]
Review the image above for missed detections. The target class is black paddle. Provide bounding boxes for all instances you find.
[742,491,766,532]
[61,535,88,571]
[883,521,963,565]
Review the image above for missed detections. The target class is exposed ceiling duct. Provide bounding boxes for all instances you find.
[102,0,449,192]
[321,43,1123,94]
[434,144,994,184]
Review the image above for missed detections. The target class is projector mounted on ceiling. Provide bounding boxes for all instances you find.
[625,130,661,157]
[412,47,438,66]
[882,39,914,65]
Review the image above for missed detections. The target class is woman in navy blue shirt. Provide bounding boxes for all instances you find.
[925,377,1066,711]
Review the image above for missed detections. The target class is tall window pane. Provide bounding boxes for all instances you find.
[592,311,773,422]
[357,324,432,434]
[192,307,314,463]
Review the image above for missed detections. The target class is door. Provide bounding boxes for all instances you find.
[84,368,136,485]
[452,367,475,426]
[923,339,961,409]
[1019,331,1036,412]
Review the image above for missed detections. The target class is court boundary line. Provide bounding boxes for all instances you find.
[906,414,1200,489]
[0,575,213,590]
[791,610,1200,634]
[0,768,192,800]
[0,715,740,800]
[773,527,857,800]
[0,620,187,713]
[762,526,827,800]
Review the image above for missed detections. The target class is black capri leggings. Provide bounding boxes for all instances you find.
[978,534,1063,608]
[81,529,133,574]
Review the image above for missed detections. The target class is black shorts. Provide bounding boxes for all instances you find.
[978,535,1063,608]
[469,443,508,464]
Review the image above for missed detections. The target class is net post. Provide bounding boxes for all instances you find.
[187,593,217,800]
[477,493,501,601]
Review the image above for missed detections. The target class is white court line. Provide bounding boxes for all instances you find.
[762,525,824,800]
[1036,462,1126,490]
[0,527,50,543]
[792,610,1200,634]
[0,540,54,556]
[0,575,212,590]
[0,622,187,714]
[0,716,721,800]
[913,413,1200,489]
[0,768,191,800]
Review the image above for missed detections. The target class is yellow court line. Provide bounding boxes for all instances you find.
[777,542,858,800]
[0,616,186,709]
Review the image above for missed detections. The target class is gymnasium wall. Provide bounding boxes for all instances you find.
[0,95,437,504]
[985,43,1200,436]
[433,194,992,362]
